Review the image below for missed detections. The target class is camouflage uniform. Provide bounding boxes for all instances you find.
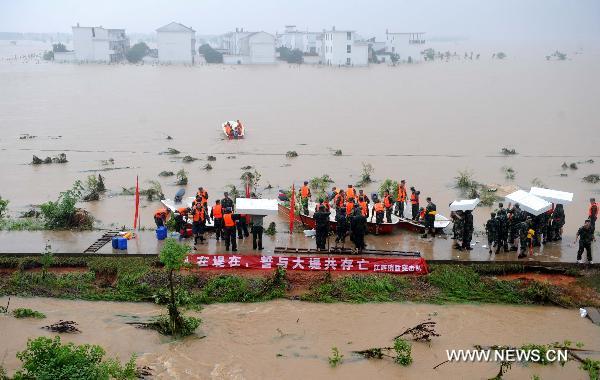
[485,216,497,253]
[495,208,509,252]
[453,211,464,250]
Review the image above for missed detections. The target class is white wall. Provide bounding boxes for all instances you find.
[352,44,369,66]
[323,31,367,66]
[247,32,275,64]
[157,31,194,64]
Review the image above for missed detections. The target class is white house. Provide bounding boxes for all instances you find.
[277,25,321,55]
[321,28,368,66]
[385,31,426,62]
[222,29,276,64]
[72,25,129,62]
[156,22,196,64]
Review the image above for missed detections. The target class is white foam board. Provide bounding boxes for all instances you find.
[235,198,278,215]
[505,190,552,216]
[529,187,573,204]
[450,199,480,211]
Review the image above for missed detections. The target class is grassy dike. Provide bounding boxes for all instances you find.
[0,256,599,308]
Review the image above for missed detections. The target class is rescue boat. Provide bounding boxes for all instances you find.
[222,120,245,140]
[277,201,400,235]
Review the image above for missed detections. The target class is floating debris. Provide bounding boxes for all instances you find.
[203,163,213,171]
[333,149,343,156]
[158,171,174,177]
[42,320,80,333]
[500,147,517,155]
[182,155,197,162]
[395,321,440,342]
[161,147,180,155]
[31,153,67,165]
[207,155,217,161]
[286,151,299,158]
[583,174,600,184]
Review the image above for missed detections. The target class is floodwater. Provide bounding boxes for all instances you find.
[0,41,599,261]
[1,297,598,379]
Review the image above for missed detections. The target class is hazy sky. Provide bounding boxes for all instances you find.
[1,0,599,43]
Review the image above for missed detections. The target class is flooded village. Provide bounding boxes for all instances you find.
[1,1,600,379]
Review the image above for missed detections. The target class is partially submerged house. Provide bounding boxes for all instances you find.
[222,29,276,64]
[385,31,426,62]
[156,22,196,64]
[321,27,368,66]
[64,24,129,63]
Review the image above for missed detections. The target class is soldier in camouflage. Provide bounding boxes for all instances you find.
[485,212,497,254]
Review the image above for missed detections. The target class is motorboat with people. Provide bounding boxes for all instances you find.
[222,120,245,139]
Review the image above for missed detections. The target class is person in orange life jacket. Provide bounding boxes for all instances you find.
[357,195,368,217]
[371,196,385,225]
[192,203,206,245]
[223,208,239,252]
[383,190,393,223]
[235,120,243,136]
[210,200,224,241]
[299,181,311,215]
[396,180,407,218]
[333,190,345,209]
[589,198,598,234]
[174,207,190,235]
[197,187,208,203]
[421,197,437,238]
[224,122,233,138]
[346,198,356,217]
[345,184,356,202]
[358,189,370,207]
[410,187,420,221]
[328,186,339,202]
[154,208,168,228]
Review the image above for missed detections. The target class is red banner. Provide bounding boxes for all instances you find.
[186,254,428,275]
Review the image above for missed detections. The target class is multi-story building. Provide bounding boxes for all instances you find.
[321,27,368,66]
[385,31,426,62]
[222,29,276,64]
[156,22,196,64]
[72,24,129,62]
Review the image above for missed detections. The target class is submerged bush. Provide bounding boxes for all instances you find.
[285,151,298,158]
[40,181,93,229]
[14,336,137,380]
[12,308,46,319]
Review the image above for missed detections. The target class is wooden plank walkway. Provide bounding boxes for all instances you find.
[82,231,121,253]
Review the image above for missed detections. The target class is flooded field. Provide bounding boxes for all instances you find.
[1,296,598,379]
[0,41,599,260]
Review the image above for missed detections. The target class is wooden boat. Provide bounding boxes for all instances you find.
[222,120,245,139]
[278,201,399,235]
[395,214,452,234]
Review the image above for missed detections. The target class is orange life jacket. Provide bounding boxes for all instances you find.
[223,213,235,227]
[177,207,188,215]
[225,125,232,135]
[397,185,407,202]
[384,195,392,208]
[154,208,168,219]
[359,201,368,216]
[374,202,384,213]
[419,209,425,219]
[197,191,208,204]
[212,204,223,219]
[334,193,344,208]
[590,202,598,218]
[300,185,310,199]
[410,193,419,205]
[193,207,205,222]
[346,202,354,216]
[346,187,356,200]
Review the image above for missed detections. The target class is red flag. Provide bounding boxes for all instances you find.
[289,184,295,234]
[133,176,140,230]
[245,182,251,198]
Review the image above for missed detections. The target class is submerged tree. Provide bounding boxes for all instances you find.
[158,239,200,337]
[125,42,150,63]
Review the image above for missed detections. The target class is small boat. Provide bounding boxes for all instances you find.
[395,214,451,234]
[222,120,245,140]
[278,201,400,235]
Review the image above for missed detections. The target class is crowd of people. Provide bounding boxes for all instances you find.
[223,120,244,139]
[478,198,597,262]
[153,183,598,262]
[154,187,265,252]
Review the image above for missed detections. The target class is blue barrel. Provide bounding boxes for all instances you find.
[156,226,168,240]
[117,237,128,250]
[111,236,119,249]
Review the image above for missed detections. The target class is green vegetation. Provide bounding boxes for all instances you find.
[265,222,277,236]
[0,218,45,231]
[241,170,262,193]
[546,51,567,61]
[40,181,94,230]
[455,170,477,190]
[43,50,54,60]
[286,151,298,158]
[496,52,507,60]
[0,195,8,218]
[164,148,180,155]
[356,162,374,187]
[531,178,546,188]
[158,239,199,337]
[378,179,399,199]
[203,163,213,171]
[32,153,68,165]
[198,44,223,63]
[158,171,174,177]
[182,155,197,162]
[225,185,240,200]
[0,257,597,309]
[309,174,334,200]
[333,149,342,156]
[277,47,303,64]
[328,347,344,367]
[13,336,137,380]
[453,170,498,206]
[583,174,600,184]
[144,180,164,201]
[83,174,106,201]
[176,169,188,186]
[502,166,516,180]
[501,147,517,155]
[12,308,46,319]
[353,338,413,366]
[422,48,435,61]
[125,42,149,63]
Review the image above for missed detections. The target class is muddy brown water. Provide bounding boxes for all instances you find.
[0,297,598,379]
[0,41,599,261]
